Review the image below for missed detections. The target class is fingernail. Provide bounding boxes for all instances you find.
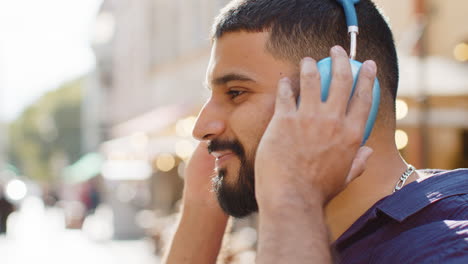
[280,85,292,97]
[301,58,314,73]
[280,77,291,83]
[279,77,292,96]
[364,60,377,75]
[361,146,373,156]
[332,45,346,56]
[301,57,314,67]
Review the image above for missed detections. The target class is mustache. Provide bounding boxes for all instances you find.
[207,139,245,157]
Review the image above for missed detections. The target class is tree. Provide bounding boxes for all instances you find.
[7,78,84,182]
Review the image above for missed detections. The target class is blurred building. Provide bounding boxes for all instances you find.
[89,0,231,239]
[0,122,7,172]
[374,0,468,168]
[0,121,9,200]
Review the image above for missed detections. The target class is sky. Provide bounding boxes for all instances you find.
[0,0,102,121]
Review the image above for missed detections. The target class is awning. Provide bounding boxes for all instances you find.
[0,164,21,181]
[100,103,200,161]
[63,152,104,184]
[110,103,199,138]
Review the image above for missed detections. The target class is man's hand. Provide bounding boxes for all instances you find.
[255,46,376,264]
[182,142,223,209]
[255,46,376,208]
[164,142,228,264]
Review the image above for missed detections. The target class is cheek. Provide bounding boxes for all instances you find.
[231,96,276,151]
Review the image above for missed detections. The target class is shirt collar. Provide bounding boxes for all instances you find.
[333,169,468,247]
[376,169,468,222]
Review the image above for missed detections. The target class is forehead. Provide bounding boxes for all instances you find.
[207,31,295,86]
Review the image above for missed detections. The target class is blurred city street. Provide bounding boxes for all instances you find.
[0,0,467,263]
[0,197,160,264]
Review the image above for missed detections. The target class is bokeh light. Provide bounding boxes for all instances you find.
[453,43,468,62]
[6,179,28,201]
[395,129,409,150]
[130,132,149,149]
[156,154,176,172]
[395,99,409,120]
[175,140,195,159]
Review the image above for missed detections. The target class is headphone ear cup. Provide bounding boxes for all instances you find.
[317,57,380,145]
[317,58,360,102]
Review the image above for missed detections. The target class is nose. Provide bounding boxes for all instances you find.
[192,99,226,141]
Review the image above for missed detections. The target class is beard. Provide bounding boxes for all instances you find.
[208,139,258,218]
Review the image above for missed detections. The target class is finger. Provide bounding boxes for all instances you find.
[346,60,376,132]
[325,46,353,115]
[275,77,296,114]
[298,57,321,113]
[345,146,373,184]
[185,142,215,178]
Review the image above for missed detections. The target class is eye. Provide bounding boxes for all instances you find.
[227,89,245,99]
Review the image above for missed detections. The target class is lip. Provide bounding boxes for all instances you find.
[212,152,235,168]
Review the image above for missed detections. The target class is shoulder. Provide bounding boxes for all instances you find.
[335,169,468,263]
[371,219,468,263]
[418,169,468,218]
[371,169,468,263]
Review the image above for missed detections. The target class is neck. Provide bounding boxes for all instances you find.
[325,132,415,242]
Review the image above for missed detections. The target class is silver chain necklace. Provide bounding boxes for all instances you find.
[393,165,416,193]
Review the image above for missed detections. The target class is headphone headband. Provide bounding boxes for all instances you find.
[336,0,360,59]
[336,0,360,27]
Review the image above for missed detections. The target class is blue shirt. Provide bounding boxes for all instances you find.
[333,169,468,263]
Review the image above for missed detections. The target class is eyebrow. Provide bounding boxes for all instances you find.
[206,73,256,90]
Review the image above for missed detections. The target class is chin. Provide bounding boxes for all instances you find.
[216,162,240,183]
[213,166,258,218]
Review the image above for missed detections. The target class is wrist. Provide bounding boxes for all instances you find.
[165,200,228,264]
[256,188,332,264]
[257,184,326,214]
[181,200,228,223]
[259,198,325,222]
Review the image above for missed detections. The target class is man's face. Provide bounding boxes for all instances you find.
[192,31,296,217]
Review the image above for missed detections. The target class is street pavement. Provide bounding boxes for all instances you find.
[0,197,160,264]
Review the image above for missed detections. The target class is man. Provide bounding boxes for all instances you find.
[165,0,468,263]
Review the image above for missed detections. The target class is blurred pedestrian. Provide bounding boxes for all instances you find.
[0,185,15,234]
[81,179,101,216]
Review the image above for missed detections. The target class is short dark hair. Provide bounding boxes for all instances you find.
[212,0,399,117]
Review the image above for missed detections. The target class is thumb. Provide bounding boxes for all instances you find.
[345,146,373,184]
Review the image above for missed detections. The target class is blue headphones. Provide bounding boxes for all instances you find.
[317,0,380,145]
